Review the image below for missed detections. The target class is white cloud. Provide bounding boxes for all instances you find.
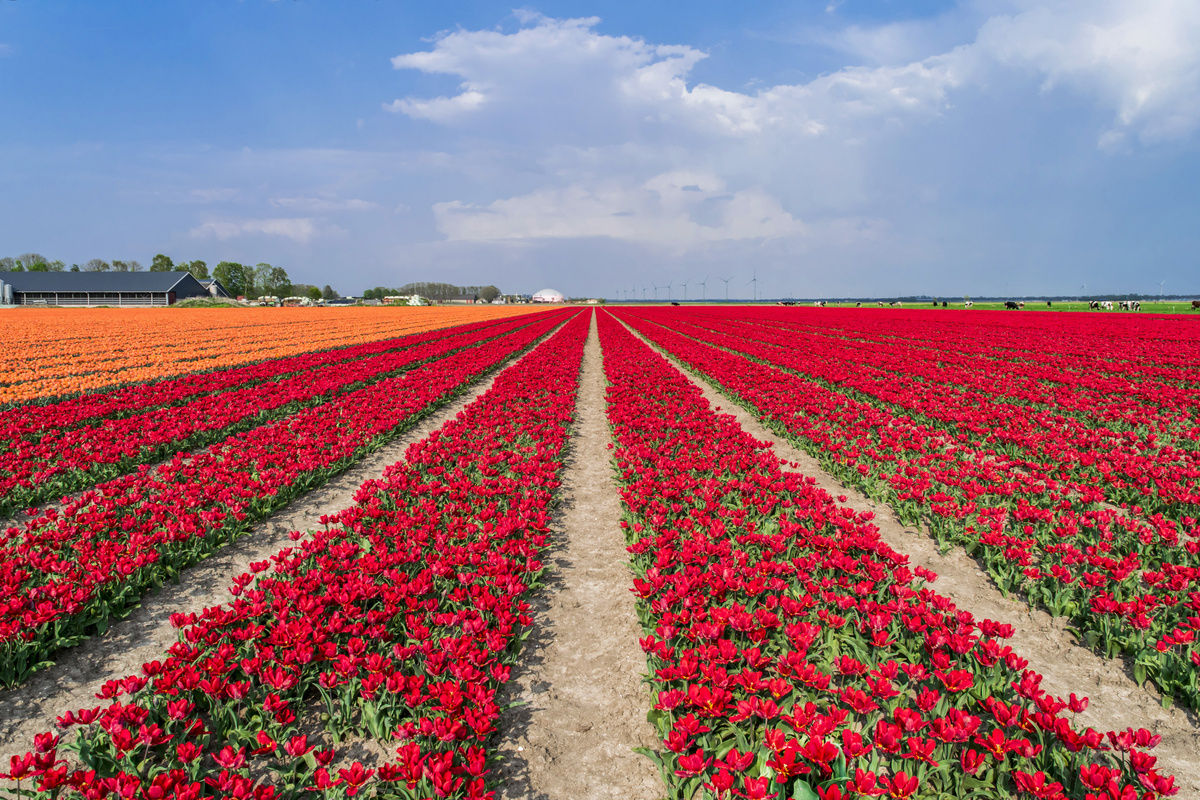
[972,0,1200,145]
[189,217,343,244]
[388,15,961,140]
[390,6,1200,149]
[434,170,803,251]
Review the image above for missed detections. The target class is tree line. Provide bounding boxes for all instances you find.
[195,260,335,302]
[0,253,148,272]
[1,253,338,302]
[361,282,500,302]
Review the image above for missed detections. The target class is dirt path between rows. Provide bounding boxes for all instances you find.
[492,311,663,800]
[619,317,1200,797]
[0,353,536,763]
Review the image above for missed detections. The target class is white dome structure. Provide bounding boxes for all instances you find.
[532,288,566,303]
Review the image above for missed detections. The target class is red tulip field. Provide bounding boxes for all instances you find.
[1,306,1198,800]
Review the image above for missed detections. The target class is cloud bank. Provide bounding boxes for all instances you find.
[381,2,1200,268]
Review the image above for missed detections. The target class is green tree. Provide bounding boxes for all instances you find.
[251,263,272,299]
[186,260,210,280]
[48,260,66,272]
[70,264,80,272]
[478,285,500,303]
[0,257,14,270]
[84,259,111,272]
[150,254,175,272]
[270,266,291,298]
[213,261,248,297]
[321,284,338,300]
[306,286,322,301]
[18,253,49,270]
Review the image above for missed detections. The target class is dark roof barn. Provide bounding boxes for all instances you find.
[0,271,212,307]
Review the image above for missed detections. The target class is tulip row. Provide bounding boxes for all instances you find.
[0,315,527,453]
[2,309,589,800]
[1,307,541,406]
[0,314,543,517]
[0,310,572,688]
[596,310,1175,800]
[735,308,1200,393]
[640,310,1200,563]
[612,309,1200,711]
[666,309,1200,447]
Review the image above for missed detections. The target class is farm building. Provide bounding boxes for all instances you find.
[198,278,232,298]
[532,288,566,303]
[0,271,215,307]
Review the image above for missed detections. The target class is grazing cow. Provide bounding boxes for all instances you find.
[896,301,903,308]
[942,301,948,308]
[1119,301,1130,310]
[1005,301,1020,310]
[855,302,862,307]
[1193,300,1200,310]
[1088,301,1099,310]
[1019,302,1025,309]
[671,301,680,306]
[1103,301,1113,311]
[1046,301,1052,307]
[964,301,973,308]
[877,301,883,307]
[1131,300,1140,311]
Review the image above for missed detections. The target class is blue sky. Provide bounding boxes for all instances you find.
[2,1,1198,298]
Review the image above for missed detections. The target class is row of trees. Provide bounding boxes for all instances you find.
[207,261,337,302]
[0,254,148,272]
[2,253,180,273]
[361,282,500,302]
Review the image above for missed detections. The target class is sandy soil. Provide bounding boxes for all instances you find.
[493,312,663,800]
[0,359,523,762]
[619,317,1200,797]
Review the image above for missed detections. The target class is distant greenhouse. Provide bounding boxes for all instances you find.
[532,288,566,303]
[0,271,214,307]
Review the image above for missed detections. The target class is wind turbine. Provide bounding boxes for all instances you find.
[720,276,733,301]
[1159,279,1166,301]
[680,278,691,301]
[697,274,708,301]
[652,281,664,300]
[746,267,758,302]
[641,284,647,301]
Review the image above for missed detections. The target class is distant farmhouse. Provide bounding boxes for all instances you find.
[0,271,219,307]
